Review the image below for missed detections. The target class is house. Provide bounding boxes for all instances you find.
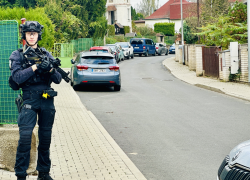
[105,0,132,33]
[144,0,196,33]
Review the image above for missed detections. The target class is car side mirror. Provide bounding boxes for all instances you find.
[129,46,131,48]
[71,59,75,64]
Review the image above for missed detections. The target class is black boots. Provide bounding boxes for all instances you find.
[37,172,53,180]
[17,177,26,180]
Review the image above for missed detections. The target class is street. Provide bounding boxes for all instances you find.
[75,54,250,180]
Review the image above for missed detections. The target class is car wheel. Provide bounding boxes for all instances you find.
[127,53,130,59]
[153,51,156,56]
[114,85,121,91]
[158,52,161,56]
[70,80,73,86]
[131,53,134,59]
[145,51,148,57]
[73,84,80,91]
[139,54,142,57]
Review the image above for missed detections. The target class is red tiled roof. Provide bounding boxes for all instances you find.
[145,0,176,19]
[170,2,196,19]
[145,0,196,20]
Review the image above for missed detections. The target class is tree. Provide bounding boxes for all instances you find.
[201,0,229,25]
[228,1,247,23]
[136,0,159,17]
[195,16,247,49]
[183,22,198,44]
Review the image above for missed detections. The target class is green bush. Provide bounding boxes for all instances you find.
[154,22,175,36]
[0,7,55,50]
[107,25,115,36]
[106,37,117,44]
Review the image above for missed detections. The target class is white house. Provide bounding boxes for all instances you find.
[105,0,132,33]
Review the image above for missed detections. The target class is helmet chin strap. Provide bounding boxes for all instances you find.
[25,40,38,47]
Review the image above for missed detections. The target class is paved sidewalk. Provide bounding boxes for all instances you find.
[163,57,250,101]
[0,71,146,180]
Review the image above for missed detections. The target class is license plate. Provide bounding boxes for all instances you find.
[93,69,106,72]
[134,47,139,49]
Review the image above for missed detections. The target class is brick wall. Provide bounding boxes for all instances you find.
[195,45,204,76]
[175,44,179,62]
[240,44,248,82]
[188,45,196,71]
[223,51,231,81]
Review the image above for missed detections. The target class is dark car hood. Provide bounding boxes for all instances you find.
[228,140,250,170]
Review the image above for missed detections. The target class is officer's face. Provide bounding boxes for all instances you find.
[25,32,38,46]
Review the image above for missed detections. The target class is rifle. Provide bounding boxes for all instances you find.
[23,46,71,83]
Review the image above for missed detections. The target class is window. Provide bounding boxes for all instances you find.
[146,40,151,45]
[76,55,80,63]
[128,9,130,20]
[109,0,113,2]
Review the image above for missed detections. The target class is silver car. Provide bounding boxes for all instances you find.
[155,43,168,55]
[70,51,121,91]
[217,140,250,180]
[115,42,134,59]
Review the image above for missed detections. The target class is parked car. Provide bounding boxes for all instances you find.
[130,38,156,57]
[115,42,134,59]
[89,46,112,54]
[217,140,250,180]
[106,44,124,62]
[70,51,121,91]
[155,43,168,55]
[106,44,119,62]
[169,43,175,54]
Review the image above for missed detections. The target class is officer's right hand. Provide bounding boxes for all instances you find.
[40,59,53,72]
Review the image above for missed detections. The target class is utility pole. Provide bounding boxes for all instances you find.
[181,0,184,65]
[197,0,200,43]
[248,0,250,82]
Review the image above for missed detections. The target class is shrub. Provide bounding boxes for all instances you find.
[154,22,175,36]
[0,7,55,50]
[107,25,115,36]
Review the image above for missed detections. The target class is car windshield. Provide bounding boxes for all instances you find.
[109,46,116,51]
[131,40,143,44]
[118,43,129,48]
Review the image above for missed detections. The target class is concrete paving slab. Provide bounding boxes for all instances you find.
[0,74,146,180]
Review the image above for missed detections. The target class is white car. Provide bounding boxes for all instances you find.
[115,42,134,59]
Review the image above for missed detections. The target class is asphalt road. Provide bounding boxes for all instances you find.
[75,54,250,180]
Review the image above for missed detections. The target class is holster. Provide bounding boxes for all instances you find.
[42,89,57,99]
[15,94,23,113]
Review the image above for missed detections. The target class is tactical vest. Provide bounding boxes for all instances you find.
[9,47,52,90]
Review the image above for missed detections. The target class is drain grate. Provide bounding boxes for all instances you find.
[161,79,173,81]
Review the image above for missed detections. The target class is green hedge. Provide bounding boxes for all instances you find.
[0,7,55,50]
[154,22,175,36]
[120,26,130,35]
[107,25,115,36]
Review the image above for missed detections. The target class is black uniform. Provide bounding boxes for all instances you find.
[10,47,62,178]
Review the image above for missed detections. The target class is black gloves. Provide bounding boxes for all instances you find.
[40,59,53,72]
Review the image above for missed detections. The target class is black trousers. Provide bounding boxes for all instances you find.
[15,92,56,178]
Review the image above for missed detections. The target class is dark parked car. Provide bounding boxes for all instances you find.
[155,43,168,55]
[130,38,156,57]
[217,140,250,180]
[106,44,119,62]
[70,51,121,91]
[169,43,175,54]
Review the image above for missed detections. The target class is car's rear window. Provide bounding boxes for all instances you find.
[81,56,114,64]
[119,43,129,48]
[90,50,108,52]
[131,40,143,44]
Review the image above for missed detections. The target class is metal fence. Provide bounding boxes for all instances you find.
[53,43,73,57]
[0,20,21,124]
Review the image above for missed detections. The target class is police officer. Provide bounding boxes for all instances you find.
[9,21,62,180]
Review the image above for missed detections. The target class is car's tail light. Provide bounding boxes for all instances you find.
[156,47,159,49]
[109,81,115,83]
[143,46,146,49]
[77,65,88,71]
[82,81,88,83]
[109,66,119,71]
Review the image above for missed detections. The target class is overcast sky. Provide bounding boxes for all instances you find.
[131,0,169,9]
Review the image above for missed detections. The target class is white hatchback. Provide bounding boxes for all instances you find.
[115,42,134,59]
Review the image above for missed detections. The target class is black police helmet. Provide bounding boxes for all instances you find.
[20,21,44,41]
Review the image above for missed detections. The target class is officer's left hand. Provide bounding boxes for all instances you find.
[40,59,53,72]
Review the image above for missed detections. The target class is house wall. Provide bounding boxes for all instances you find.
[106,0,132,32]
[144,19,170,30]
[134,23,145,28]
[144,19,181,33]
